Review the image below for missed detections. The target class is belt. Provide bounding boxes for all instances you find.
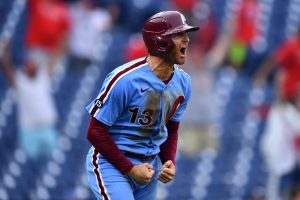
[123,151,157,162]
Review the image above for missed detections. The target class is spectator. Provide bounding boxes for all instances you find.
[261,83,300,199]
[254,26,300,102]
[228,0,259,70]
[68,0,112,68]
[1,40,58,160]
[256,25,300,200]
[25,0,70,71]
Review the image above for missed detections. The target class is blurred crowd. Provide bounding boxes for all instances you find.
[1,0,300,199]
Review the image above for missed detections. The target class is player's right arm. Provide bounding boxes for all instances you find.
[86,115,154,184]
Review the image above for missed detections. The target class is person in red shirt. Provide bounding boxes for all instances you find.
[235,0,258,45]
[25,0,70,69]
[254,27,300,102]
[257,28,300,199]
[228,0,259,69]
[275,37,300,101]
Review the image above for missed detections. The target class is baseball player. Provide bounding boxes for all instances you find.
[85,11,199,200]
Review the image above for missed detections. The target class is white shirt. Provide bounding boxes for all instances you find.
[261,102,300,176]
[15,67,57,129]
[69,3,112,61]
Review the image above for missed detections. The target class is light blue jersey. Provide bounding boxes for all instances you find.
[86,57,191,156]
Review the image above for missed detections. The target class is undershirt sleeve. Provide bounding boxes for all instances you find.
[86,117,134,174]
[159,120,180,165]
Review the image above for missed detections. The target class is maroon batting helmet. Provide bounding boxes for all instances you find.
[142,11,199,57]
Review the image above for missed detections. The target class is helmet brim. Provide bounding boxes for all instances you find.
[163,24,199,36]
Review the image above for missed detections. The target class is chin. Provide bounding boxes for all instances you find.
[176,58,186,65]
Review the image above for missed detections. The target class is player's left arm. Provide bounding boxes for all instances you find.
[158,120,179,183]
[158,75,192,183]
[158,160,176,184]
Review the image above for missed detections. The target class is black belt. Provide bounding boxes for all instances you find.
[123,151,157,162]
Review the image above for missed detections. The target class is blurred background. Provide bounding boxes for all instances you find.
[1,0,300,199]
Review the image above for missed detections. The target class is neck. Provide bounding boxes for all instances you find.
[146,56,174,81]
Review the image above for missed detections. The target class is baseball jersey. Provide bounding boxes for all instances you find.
[86,57,191,156]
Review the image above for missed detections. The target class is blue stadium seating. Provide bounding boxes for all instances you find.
[0,0,289,199]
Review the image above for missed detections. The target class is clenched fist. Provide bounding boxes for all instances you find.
[158,160,176,184]
[127,163,155,185]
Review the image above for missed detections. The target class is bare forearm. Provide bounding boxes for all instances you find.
[255,56,277,80]
[1,41,16,87]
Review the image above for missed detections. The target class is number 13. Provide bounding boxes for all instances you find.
[128,108,153,126]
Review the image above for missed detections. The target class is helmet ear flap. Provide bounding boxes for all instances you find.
[154,35,174,54]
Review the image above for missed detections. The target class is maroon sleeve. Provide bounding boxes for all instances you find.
[86,117,134,174]
[159,120,179,165]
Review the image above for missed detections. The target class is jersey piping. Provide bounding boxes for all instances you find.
[89,58,147,117]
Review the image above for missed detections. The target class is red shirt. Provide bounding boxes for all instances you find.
[275,37,300,99]
[125,36,147,62]
[171,0,196,12]
[235,0,259,44]
[25,0,70,51]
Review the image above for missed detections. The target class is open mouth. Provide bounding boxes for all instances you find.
[180,47,186,56]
